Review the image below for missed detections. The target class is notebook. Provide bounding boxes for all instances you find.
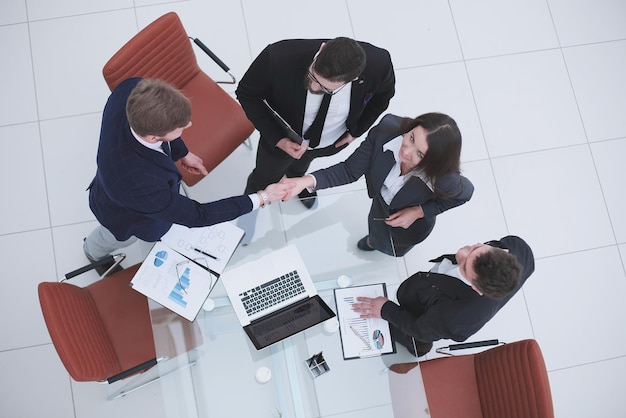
[263,99,308,146]
[221,244,335,349]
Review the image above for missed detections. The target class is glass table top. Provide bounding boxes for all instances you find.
[139,189,430,417]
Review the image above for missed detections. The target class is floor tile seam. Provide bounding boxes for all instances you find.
[0,341,54,354]
[485,141,598,161]
[0,220,95,238]
[22,6,136,25]
[546,354,626,374]
[532,243,623,262]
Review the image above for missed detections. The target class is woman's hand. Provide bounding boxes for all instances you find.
[384,206,424,229]
[262,182,295,204]
[351,296,389,319]
[279,176,316,200]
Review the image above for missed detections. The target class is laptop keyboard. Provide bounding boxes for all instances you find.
[239,270,305,316]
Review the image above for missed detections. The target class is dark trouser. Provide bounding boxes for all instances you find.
[244,139,348,194]
[389,323,433,357]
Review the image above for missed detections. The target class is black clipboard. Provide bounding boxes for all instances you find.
[334,283,396,360]
[263,99,307,145]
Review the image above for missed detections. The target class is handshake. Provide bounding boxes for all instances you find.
[259,175,317,205]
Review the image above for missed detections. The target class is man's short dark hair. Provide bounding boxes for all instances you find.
[313,37,366,83]
[473,249,523,299]
[126,79,191,137]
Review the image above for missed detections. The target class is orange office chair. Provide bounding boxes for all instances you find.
[38,256,203,397]
[102,12,254,190]
[389,339,554,418]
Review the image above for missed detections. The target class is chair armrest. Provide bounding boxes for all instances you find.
[190,37,236,84]
[107,357,158,384]
[436,339,503,355]
[63,253,126,281]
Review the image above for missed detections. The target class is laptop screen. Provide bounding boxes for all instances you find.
[244,295,335,349]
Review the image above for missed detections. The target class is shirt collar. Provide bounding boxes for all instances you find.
[130,127,164,152]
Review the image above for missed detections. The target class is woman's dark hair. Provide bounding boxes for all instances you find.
[398,112,462,196]
[313,37,366,82]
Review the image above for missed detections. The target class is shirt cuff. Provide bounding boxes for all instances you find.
[248,194,261,210]
[306,174,317,193]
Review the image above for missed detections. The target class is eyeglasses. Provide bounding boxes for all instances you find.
[307,66,350,96]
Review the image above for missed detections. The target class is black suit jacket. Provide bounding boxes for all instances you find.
[313,114,473,255]
[88,77,253,242]
[380,236,535,342]
[236,39,395,155]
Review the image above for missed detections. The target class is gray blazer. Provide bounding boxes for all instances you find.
[312,114,474,255]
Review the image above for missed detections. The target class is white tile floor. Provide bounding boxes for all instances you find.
[1,0,625,416]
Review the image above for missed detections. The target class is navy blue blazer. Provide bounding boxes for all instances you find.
[236,39,395,155]
[312,114,474,254]
[88,77,252,242]
[381,236,535,343]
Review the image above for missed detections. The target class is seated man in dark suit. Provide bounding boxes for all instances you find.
[84,77,291,273]
[351,235,534,356]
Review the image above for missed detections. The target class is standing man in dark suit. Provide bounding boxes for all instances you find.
[351,235,534,356]
[84,77,290,272]
[236,37,395,211]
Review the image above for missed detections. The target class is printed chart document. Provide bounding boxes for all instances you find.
[160,221,244,276]
[130,241,217,321]
[334,283,396,359]
[131,221,244,321]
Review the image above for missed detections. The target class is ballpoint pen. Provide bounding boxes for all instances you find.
[193,247,220,261]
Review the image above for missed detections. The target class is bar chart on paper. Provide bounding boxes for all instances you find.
[131,242,217,321]
[169,266,190,308]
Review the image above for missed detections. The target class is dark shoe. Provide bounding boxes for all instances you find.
[357,236,375,251]
[401,338,432,357]
[298,189,317,209]
[414,341,434,357]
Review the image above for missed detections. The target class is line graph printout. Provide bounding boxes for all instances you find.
[334,283,396,359]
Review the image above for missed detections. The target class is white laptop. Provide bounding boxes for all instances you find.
[221,245,335,349]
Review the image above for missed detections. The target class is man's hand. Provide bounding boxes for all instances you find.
[180,152,208,176]
[276,137,307,159]
[279,176,316,200]
[335,132,356,148]
[262,181,296,204]
[384,206,424,229]
[351,296,389,319]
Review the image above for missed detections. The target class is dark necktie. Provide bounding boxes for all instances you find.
[162,141,171,157]
[429,254,457,264]
[304,93,331,148]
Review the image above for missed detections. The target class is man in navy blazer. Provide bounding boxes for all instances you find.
[237,37,395,208]
[352,235,534,356]
[85,77,288,268]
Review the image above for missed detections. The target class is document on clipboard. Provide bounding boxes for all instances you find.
[263,99,309,147]
[334,283,396,360]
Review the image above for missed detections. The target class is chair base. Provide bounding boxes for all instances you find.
[108,350,201,400]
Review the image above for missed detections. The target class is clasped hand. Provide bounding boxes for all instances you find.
[180,152,209,176]
[276,137,307,159]
[278,176,314,201]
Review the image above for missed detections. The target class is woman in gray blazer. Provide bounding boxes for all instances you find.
[283,113,474,256]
